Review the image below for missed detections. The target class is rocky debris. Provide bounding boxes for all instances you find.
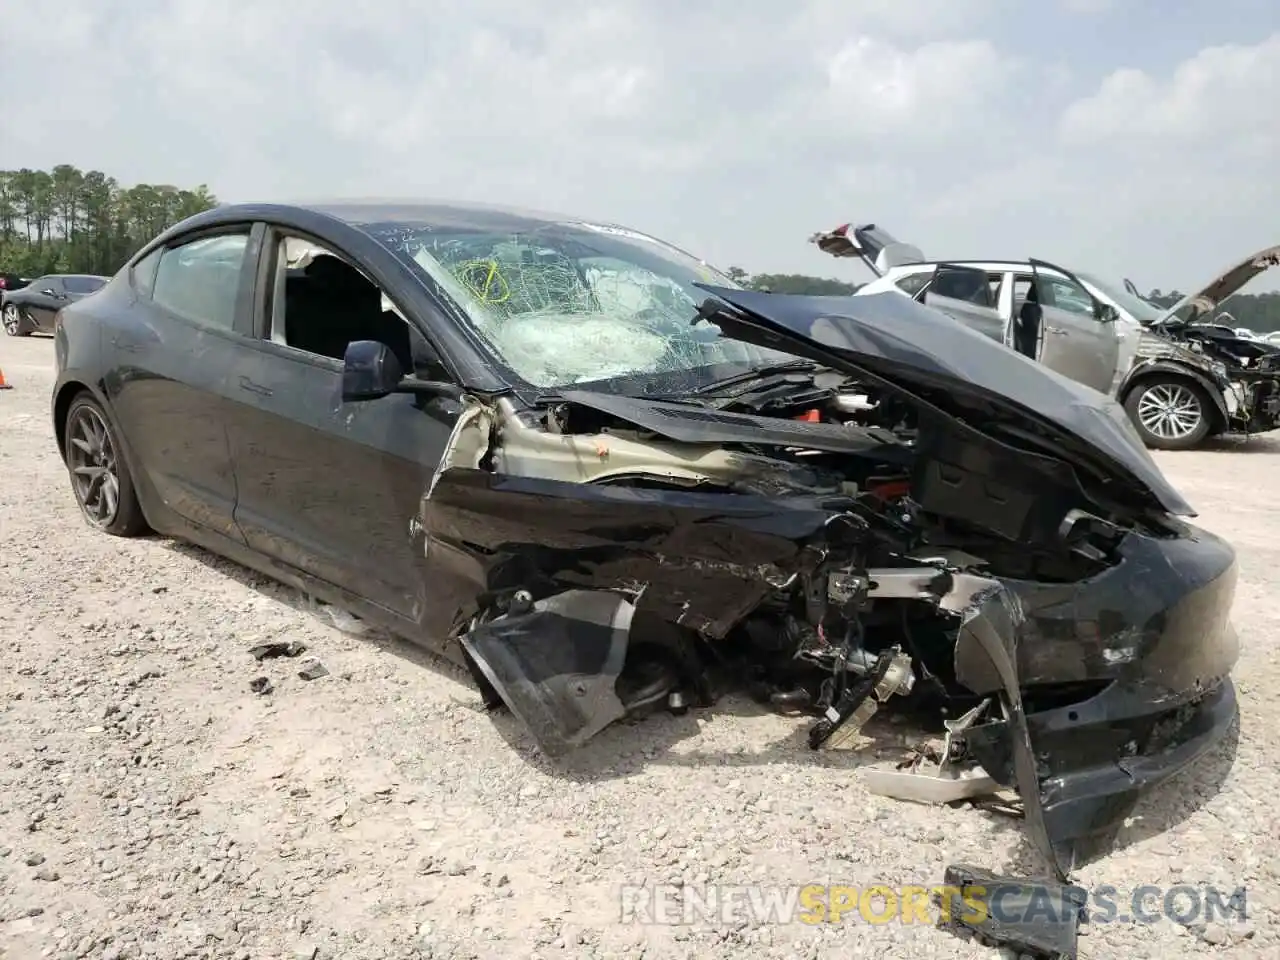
[249,640,308,661]
[297,660,329,681]
[249,676,274,695]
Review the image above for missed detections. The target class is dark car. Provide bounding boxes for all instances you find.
[50,201,1237,936]
[3,273,107,336]
[0,272,32,295]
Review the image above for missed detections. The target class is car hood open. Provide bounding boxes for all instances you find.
[692,284,1196,518]
[1154,243,1280,327]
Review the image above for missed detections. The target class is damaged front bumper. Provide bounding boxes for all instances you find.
[956,521,1239,880]
[435,465,1239,891]
[1224,372,1280,434]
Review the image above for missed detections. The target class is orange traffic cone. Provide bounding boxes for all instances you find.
[0,365,11,390]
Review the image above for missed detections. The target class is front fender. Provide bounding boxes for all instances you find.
[1119,359,1230,425]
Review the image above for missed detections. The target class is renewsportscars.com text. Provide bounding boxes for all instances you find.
[619,882,1248,927]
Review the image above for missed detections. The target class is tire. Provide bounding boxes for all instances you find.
[63,392,149,536]
[3,303,31,336]
[1123,378,1215,450]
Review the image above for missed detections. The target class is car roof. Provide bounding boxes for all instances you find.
[266,199,627,234]
[884,259,1076,281]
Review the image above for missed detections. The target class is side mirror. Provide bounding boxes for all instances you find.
[343,340,404,401]
[342,339,465,403]
[1096,303,1119,323]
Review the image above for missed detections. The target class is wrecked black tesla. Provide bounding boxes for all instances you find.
[53,201,1238,910]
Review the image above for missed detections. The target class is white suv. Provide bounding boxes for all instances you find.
[808,222,1280,449]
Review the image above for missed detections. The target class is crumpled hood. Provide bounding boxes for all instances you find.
[1155,244,1280,326]
[693,284,1196,518]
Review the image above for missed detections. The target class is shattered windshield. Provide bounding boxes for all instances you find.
[367,218,790,390]
[1078,272,1166,326]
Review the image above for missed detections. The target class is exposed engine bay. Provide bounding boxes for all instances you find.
[450,371,1129,735]
[1132,246,1280,436]
[1133,322,1280,436]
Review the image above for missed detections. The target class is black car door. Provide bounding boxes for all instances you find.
[26,276,66,330]
[223,228,457,623]
[102,225,265,545]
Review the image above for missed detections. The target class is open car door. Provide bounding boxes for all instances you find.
[1028,259,1123,395]
[919,264,1007,343]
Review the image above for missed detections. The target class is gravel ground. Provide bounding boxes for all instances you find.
[1,333,1277,960]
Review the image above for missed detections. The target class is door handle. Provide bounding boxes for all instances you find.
[1045,325,1069,335]
[238,376,273,397]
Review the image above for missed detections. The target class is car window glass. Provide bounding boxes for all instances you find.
[986,273,1004,304]
[267,234,425,376]
[1043,276,1094,316]
[894,272,930,297]
[152,234,250,329]
[371,222,782,391]
[132,249,162,298]
[63,276,104,294]
[932,267,993,306]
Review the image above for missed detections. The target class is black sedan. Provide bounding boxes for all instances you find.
[51,200,1238,922]
[3,273,106,336]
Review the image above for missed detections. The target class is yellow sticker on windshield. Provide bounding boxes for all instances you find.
[455,259,511,304]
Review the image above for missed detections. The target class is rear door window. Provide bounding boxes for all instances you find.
[923,265,1006,341]
[893,272,931,298]
[63,276,105,294]
[152,233,252,330]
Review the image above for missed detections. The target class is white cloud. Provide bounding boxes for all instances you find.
[1060,34,1280,150]
[0,0,1275,288]
[1059,0,1117,13]
[824,37,1013,138]
[900,30,1280,287]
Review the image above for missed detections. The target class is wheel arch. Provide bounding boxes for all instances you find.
[53,380,96,460]
[53,379,126,461]
[1118,362,1229,431]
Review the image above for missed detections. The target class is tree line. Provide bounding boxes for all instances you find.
[0,165,218,277]
[1143,288,1280,333]
[3,165,1277,332]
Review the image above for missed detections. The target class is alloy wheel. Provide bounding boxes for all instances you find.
[1135,383,1203,441]
[2,304,20,335]
[67,405,121,527]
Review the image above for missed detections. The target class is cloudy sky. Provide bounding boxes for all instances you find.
[3,0,1277,290]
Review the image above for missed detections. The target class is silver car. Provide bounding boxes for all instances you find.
[811,223,1280,450]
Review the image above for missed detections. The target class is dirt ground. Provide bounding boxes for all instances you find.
[1,333,1277,960]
